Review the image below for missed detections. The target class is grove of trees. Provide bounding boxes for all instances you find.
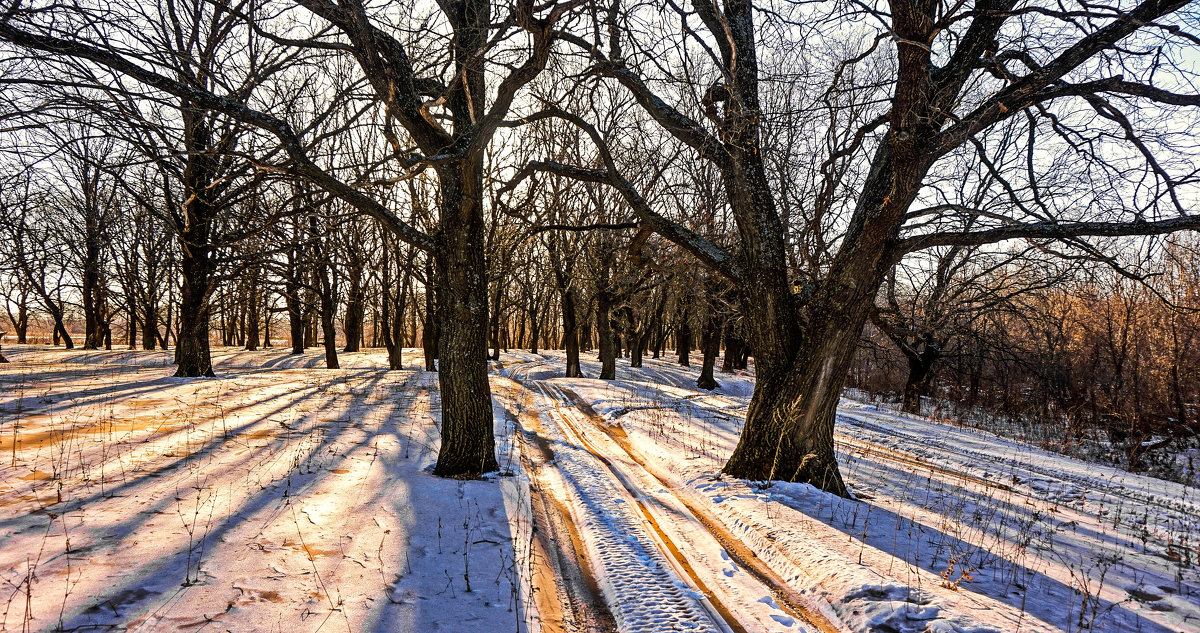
[1,0,1197,493]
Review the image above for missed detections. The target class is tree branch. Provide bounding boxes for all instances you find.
[529,221,640,234]
[897,215,1200,254]
[0,19,436,252]
[933,0,1195,157]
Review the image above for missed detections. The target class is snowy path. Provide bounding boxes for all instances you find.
[504,351,1200,633]
[504,378,731,633]
[499,359,842,633]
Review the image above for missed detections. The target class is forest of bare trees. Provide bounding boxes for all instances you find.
[1,0,1197,492]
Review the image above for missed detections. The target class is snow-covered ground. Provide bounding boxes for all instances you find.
[501,351,1200,633]
[2,345,1197,632]
[0,345,533,632]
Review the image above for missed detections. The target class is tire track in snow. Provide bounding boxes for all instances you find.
[507,376,730,633]
[543,383,850,633]
[659,376,1192,525]
[535,383,747,633]
[497,356,842,633]
[497,379,618,633]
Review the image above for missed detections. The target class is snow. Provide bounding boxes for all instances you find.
[506,381,722,633]
[2,344,1197,633]
[0,345,532,632]
[517,350,1199,633]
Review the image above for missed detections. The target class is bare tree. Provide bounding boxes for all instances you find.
[0,172,76,348]
[510,0,1200,494]
[0,0,584,476]
[872,246,1070,413]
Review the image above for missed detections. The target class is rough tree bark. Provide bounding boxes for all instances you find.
[173,239,216,377]
[172,138,220,377]
[343,258,364,352]
[697,313,721,390]
[596,261,617,380]
[422,258,439,372]
[431,159,498,476]
[676,308,691,367]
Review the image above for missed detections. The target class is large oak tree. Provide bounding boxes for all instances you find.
[513,0,1200,495]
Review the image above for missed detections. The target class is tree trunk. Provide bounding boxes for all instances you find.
[901,350,939,414]
[389,281,407,370]
[304,305,318,348]
[383,254,412,371]
[697,315,721,390]
[676,311,691,367]
[343,262,364,352]
[173,245,215,377]
[488,279,503,361]
[652,320,665,359]
[597,289,616,380]
[629,332,644,367]
[562,288,582,378]
[162,294,173,349]
[39,291,73,349]
[528,289,542,355]
[550,244,582,377]
[407,287,419,347]
[237,291,247,347]
[286,272,305,355]
[320,291,340,369]
[422,258,439,372]
[218,291,234,347]
[15,300,28,344]
[126,305,138,348]
[245,280,261,351]
[142,296,158,350]
[721,135,911,497]
[82,264,104,349]
[722,320,743,372]
[721,311,864,497]
[626,308,645,368]
[581,311,592,352]
[430,161,497,478]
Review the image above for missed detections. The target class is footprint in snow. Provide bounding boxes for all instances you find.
[720,549,738,576]
[769,614,795,627]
